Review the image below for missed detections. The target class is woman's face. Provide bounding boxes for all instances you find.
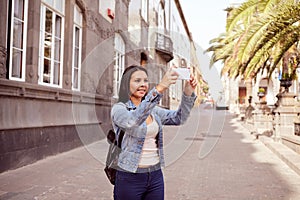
[129,70,149,100]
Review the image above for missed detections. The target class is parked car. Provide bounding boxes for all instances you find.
[215,95,228,110]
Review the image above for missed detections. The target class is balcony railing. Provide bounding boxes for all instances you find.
[155,32,173,62]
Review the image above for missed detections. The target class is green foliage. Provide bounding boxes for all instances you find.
[258,87,265,93]
[202,85,209,94]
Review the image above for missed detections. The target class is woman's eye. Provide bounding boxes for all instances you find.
[133,78,148,84]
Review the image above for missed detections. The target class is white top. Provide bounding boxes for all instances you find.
[138,117,160,167]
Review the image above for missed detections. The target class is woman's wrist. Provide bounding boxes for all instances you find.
[183,91,192,96]
[183,86,193,96]
[156,84,165,94]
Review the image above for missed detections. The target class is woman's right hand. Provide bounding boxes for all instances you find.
[156,68,179,93]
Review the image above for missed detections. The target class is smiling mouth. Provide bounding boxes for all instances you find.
[137,88,147,92]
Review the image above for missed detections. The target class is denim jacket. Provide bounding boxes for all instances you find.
[111,87,197,173]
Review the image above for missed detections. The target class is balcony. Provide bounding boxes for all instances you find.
[155,32,173,62]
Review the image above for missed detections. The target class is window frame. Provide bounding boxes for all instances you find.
[72,5,83,91]
[158,2,164,32]
[113,34,125,98]
[98,0,115,23]
[38,3,65,87]
[141,0,148,23]
[8,0,28,81]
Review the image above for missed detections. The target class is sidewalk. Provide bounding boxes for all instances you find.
[1,107,300,199]
[240,120,300,177]
[253,132,300,177]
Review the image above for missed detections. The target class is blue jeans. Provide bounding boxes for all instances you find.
[114,167,164,200]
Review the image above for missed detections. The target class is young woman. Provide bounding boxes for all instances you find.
[111,65,197,200]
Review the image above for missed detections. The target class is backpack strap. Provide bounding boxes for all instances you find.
[116,105,133,148]
[117,129,125,148]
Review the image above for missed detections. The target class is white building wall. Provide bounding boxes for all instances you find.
[128,0,142,46]
[168,0,191,109]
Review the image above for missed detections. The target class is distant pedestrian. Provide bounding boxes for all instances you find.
[245,96,254,121]
[111,65,197,200]
[140,52,148,67]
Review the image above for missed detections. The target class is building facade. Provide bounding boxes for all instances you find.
[0,0,203,173]
[128,0,204,109]
[0,0,131,173]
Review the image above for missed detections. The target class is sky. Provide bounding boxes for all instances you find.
[180,0,244,50]
[180,0,245,100]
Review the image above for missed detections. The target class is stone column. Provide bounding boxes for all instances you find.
[252,101,272,135]
[273,92,297,141]
[245,79,252,106]
[0,47,7,78]
[273,112,281,141]
[0,0,8,79]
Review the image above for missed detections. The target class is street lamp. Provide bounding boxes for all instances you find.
[280,77,292,93]
[279,55,295,93]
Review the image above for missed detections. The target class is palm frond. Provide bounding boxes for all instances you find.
[237,14,272,64]
[226,0,279,32]
[268,32,300,79]
[226,0,259,32]
[239,3,300,78]
[263,0,285,13]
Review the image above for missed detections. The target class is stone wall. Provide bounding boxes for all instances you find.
[0,0,129,172]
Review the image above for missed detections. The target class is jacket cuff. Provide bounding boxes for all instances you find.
[145,87,163,103]
[182,92,197,103]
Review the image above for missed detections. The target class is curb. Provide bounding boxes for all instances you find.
[260,136,300,176]
[240,121,300,177]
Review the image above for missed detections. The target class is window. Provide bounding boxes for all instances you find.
[42,0,65,13]
[72,5,82,91]
[113,34,125,98]
[39,0,65,87]
[141,0,148,22]
[158,3,164,32]
[8,0,28,81]
[99,0,115,22]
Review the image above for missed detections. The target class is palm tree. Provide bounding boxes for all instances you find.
[206,0,300,81]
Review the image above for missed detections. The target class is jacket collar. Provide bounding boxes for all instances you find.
[125,100,137,111]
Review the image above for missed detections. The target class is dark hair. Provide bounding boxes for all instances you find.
[140,52,148,63]
[118,65,148,103]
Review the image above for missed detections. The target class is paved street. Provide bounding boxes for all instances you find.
[1,106,300,200]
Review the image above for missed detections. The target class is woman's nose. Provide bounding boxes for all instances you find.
[140,81,147,86]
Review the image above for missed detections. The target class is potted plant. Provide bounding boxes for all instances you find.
[280,50,299,92]
[280,73,293,92]
[258,87,265,97]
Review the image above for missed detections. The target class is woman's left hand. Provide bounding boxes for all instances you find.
[183,75,198,96]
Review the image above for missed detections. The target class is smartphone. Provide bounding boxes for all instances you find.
[173,68,190,80]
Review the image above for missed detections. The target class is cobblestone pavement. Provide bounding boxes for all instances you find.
[1,106,300,200]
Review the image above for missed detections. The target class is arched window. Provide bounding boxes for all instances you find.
[113,33,125,98]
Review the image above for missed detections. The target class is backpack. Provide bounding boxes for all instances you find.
[104,128,124,185]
